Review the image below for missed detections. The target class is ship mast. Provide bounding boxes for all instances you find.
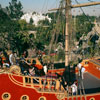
[49,1,100,67]
[65,0,100,67]
[65,0,71,67]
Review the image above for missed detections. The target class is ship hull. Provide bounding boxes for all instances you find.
[0,73,100,100]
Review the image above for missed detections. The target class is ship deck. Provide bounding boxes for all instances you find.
[77,72,100,94]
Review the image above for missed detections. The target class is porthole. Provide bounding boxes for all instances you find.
[89,97,95,100]
[20,95,29,100]
[38,96,46,100]
[2,92,11,100]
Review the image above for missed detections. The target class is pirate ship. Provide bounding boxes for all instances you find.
[0,0,100,100]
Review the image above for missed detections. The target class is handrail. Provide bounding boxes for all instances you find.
[23,76,64,92]
[90,60,100,67]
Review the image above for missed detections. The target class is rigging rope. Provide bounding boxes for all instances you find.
[48,0,64,58]
[74,0,100,58]
[41,0,64,87]
[88,0,94,2]
[43,0,49,14]
[41,0,47,13]
[75,0,100,36]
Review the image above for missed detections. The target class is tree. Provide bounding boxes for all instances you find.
[6,0,23,20]
[18,19,27,30]
[88,34,99,57]
[0,8,31,55]
[9,31,30,55]
[29,17,34,25]
[0,9,20,50]
[75,14,95,41]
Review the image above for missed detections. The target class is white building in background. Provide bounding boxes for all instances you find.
[21,12,51,26]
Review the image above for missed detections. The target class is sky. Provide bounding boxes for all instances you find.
[0,0,100,16]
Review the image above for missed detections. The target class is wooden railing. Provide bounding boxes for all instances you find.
[23,76,65,93]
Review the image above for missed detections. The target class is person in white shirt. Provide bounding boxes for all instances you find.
[8,51,16,66]
[43,65,48,75]
[77,63,82,69]
[77,63,82,77]
[81,66,85,79]
[71,82,77,95]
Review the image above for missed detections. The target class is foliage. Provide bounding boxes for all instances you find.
[57,48,65,61]
[75,14,95,41]
[29,17,34,25]
[37,11,66,47]
[0,8,30,55]
[0,9,20,50]
[19,19,36,30]
[18,20,27,30]
[38,18,50,27]
[88,34,99,57]
[0,0,99,60]
[6,0,23,20]
[10,31,30,55]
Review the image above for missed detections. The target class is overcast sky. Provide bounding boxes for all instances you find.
[0,0,100,16]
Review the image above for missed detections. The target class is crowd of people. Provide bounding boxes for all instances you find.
[0,50,16,68]
[0,50,86,95]
[55,59,86,95]
[0,50,48,77]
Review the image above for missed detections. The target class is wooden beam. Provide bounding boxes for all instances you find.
[48,7,64,11]
[48,2,100,11]
[72,2,100,8]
